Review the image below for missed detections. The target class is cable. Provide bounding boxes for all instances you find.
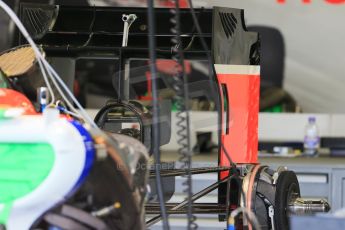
[147,1,170,229]
[44,63,81,116]
[183,7,204,51]
[169,1,196,229]
[44,62,94,124]
[225,175,245,226]
[56,105,83,119]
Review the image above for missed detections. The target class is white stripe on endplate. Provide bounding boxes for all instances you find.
[214,64,260,75]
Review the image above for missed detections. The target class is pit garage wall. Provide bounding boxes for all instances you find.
[84,109,345,150]
[198,0,345,113]
[161,112,345,151]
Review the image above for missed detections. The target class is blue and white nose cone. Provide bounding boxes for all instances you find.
[0,108,95,230]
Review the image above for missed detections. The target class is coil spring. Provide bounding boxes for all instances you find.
[169,1,197,229]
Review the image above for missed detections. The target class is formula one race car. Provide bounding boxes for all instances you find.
[0,1,330,230]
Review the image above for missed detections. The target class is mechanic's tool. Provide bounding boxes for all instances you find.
[122,14,137,47]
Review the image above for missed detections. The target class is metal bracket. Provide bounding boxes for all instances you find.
[122,14,137,47]
[269,205,275,230]
[120,14,137,101]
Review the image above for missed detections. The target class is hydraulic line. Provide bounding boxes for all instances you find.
[147,1,170,229]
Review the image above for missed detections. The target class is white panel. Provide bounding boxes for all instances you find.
[85,110,345,150]
[214,64,260,75]
[85,109,336,150]
[330,114,345,137]
[297,174,328,184]
[258,113,331,141]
